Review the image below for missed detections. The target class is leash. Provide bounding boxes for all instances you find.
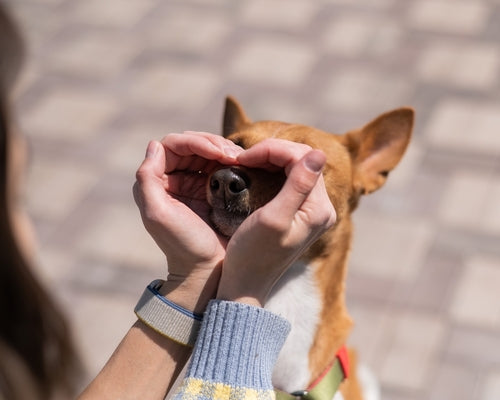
[275,346,349,400]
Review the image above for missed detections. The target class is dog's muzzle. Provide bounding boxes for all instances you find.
[207,166,285,237]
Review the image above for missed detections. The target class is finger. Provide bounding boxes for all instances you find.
[184,131,242,157]
[169,154,216,173]
[136,140,165,182]
[134,140,169,219]
[162,132,243,173]
[236,138,312,171]
[263,150,326,223]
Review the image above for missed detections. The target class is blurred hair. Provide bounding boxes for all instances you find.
[0,4,82,399]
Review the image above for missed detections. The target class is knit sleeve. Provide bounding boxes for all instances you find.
[172,300,291,400]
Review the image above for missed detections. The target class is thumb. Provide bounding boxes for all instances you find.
[266,150,326,221]
[134,140,167,212]
[144,140,165,177]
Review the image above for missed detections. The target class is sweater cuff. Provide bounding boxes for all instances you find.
[186,300,291,390]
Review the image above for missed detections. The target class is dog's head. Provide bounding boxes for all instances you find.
[207,97,414,240]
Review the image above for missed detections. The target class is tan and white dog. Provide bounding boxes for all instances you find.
[207,97,414,400]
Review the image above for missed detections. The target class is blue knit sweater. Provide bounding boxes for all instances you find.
[173,300,291,400]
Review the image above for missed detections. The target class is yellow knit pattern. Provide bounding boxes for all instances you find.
[175,378,275,400]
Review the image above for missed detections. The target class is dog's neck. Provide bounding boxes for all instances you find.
[309,218,353,381]
[265,260,321,392]
[264,218,353,393]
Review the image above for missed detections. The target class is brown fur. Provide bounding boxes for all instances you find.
[209,96,414,399]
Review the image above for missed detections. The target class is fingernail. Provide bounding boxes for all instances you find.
[304,150,326,173]
[146,141,159,158]
[224,145,243,159]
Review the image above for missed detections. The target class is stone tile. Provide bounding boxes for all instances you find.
[483,370,500,400]
[69,257,159,295]
[428,363,479,400]
[350,212,433,281]
[347,303,392,367]
[13,59,41,98]
[379,312,446,390]
[47,31,138,79]
[357,167,445,220]
[71,291,136,376]
[347,272,397,304]
[127,62,220,110]
[239,94,317,127]
[22,88,119,141]
[447,327,500,366]
[26,157,99,221]
[239,0,319,30]
[8,3,61,50]
[407,1,490,34]
[35,247,74,289]
[450,256,500,328]
[403,246,463,312]
[322,68,413,112]
[229,37,316,86]
[483,179,500,235]
[106,125,164,175]
[75,202,165,268]
[186,0,230,4]
[425,99,500,155]
[438,171,490,230]
[438,171,500,234]
[417,42,499,90]
[323,14,402,57]
[435,228,500,263]
[144,8,231,53]
[322,0,395,7]
[380,389,420,400]
[69,0,155,28]
[25,0,67,5]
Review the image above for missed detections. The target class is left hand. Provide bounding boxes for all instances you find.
[133,132,243,312]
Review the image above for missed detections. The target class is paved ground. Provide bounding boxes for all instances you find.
[5,0,500,399]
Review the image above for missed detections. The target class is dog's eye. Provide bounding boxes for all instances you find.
[231,138,245,149]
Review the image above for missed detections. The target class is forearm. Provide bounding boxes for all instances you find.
[173,300,290,400]
[78,320,191,400]
[77,277,216,400]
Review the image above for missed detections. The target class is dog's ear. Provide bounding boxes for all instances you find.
[223,96,252,138]
[346,107,414,195]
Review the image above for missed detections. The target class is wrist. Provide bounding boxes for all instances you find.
[216,294,263,308]
[216,276,270,308]
[160,266,222,315]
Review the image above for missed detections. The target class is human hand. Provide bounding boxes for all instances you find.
[133,132,243,312]
[216,139,337,307]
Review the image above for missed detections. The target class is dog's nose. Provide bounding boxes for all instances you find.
[209,168,248,201]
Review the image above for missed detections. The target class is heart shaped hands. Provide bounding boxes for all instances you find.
[133,132,336,311]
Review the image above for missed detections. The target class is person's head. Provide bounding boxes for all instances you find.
[0,4,81,399]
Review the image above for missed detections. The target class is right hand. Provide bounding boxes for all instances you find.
[217,139,337,307]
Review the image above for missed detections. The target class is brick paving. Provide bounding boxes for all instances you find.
[5,0,500,398]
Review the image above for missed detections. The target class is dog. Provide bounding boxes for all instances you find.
[207,97,414,400]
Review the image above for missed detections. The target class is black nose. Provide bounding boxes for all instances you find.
[210,168,249,200]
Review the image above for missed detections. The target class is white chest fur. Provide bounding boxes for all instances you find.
[264,260,321,393]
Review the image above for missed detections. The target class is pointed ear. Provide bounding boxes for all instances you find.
[348,107,414,195]
[223,96,251,138]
